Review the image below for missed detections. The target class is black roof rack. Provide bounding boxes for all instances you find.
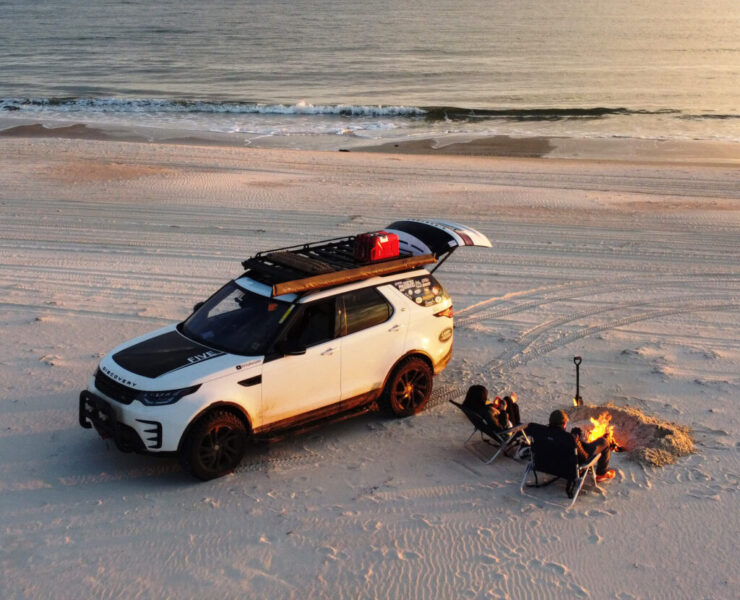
[240,235,435,296]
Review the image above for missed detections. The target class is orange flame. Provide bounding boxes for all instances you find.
[586,411,614,443]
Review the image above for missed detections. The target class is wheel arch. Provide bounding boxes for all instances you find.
[177,401,254,454]
[381,351,435,417]
[381,350,434,391]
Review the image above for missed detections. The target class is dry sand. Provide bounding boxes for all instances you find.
[1,136,739,599]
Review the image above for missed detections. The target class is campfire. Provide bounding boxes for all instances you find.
[568,403,694,466]
[585,411,625,452]
[586,411,613,442]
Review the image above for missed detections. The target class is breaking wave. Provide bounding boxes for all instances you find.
[0,97,426,118]
[2,97,736,123]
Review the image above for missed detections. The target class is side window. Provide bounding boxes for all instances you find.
[392,275,449,308]
[343,288,393,336]
[284,298,337,348]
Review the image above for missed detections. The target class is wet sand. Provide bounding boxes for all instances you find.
[3,120,739,164]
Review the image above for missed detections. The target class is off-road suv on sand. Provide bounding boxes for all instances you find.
[79,219,491,479]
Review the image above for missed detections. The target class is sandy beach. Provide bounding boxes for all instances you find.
[1,136,739,599]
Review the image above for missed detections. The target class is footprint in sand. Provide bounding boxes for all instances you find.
[361,520,383,532]
[544,561,568,576]
[569,582,590,598]
[687,488,721,502]
[370,545,421,561]
[39,353,61,366]
[688,468,711,482]
[319,546,348,561]
[394,549,422,561]
[587,524,602,545]
[412,513,442,527]
[584,508,617,518]
[529,558,569,576]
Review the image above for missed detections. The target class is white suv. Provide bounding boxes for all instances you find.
[79,218,491,479]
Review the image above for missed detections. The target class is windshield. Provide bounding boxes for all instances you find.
[180,282,293,356]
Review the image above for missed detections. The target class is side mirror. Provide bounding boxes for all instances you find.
[276,339,306,356]
[192,301,205,313]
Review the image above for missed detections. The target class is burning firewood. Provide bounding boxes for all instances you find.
[568,403,694,466]
[585,411,625,452]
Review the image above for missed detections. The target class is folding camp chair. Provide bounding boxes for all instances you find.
[520,423,604,509]
[450,400,530,464]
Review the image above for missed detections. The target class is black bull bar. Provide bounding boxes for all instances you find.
[78,391,153,453]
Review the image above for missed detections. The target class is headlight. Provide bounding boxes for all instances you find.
[137,385,201,406]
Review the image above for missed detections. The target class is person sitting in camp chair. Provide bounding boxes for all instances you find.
[462,385,509,431]
[520,409,614,508]
[546,410,615,482]
[452,385,529,464]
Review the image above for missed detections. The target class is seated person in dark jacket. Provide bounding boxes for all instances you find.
[462,385,509,431]
[548,409,615,482]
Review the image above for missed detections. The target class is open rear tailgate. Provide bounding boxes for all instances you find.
[386,219,492,259]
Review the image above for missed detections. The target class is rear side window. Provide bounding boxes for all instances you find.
[342,288,392,335]
[392,275,449,308]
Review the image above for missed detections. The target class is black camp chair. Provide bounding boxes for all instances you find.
[520,423,604,509]
[450,400,530,464]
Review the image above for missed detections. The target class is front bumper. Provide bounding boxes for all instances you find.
[79,391,163,454]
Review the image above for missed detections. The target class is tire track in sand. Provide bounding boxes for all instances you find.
[431,295,740,407]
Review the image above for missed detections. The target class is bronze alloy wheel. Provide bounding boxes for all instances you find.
[387,357,433,417]
[183,410,247,480]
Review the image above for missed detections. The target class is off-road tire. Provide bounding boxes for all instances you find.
[180,410,248,481]
[384,357,433,417]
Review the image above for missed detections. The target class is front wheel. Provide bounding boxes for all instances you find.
[384,357,433,417]
[180,410,248,481]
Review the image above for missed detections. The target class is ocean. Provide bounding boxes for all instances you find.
[1,0,738,147]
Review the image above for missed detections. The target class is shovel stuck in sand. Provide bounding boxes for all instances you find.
[573,356,583,407]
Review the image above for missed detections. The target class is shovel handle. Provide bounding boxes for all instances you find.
[574,356,582,366]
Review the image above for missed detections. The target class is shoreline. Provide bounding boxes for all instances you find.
[2,120,739,165]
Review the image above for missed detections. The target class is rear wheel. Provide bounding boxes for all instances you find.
[181,410,247,481]
[385,357,433,417]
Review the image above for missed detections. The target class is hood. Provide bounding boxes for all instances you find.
[112,328,225,379]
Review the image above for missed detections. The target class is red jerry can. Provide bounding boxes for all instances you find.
[354,231,400,262]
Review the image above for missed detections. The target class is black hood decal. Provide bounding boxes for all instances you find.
[113,330,225,379]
